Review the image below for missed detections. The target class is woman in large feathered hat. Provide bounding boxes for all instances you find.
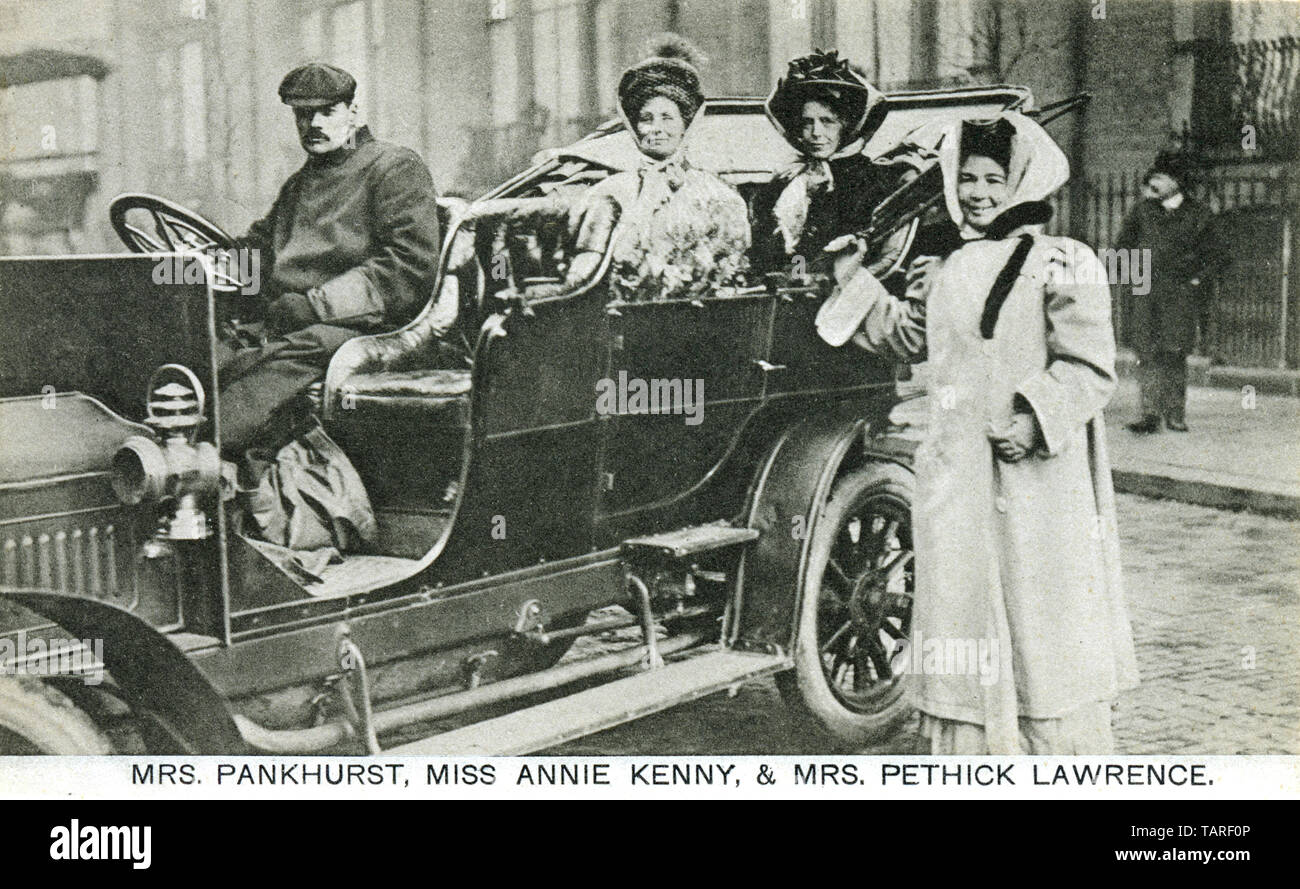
[750,50,909,274]
[563,34,750,304]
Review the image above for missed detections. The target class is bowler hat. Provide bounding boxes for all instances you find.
[1146,149,1195,193]
[279,63,356,107]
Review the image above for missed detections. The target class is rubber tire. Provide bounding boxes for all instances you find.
[0,675,114,754]
[776,462,916,749]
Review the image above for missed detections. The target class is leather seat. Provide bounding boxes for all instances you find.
[319,196,585,510]
[340,368,471,424]
[345,368,471,400]
[324,195,577,426]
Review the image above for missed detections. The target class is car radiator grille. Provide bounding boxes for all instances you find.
[2,523,122,599]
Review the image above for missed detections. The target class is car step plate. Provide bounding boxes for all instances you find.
[388,648,791,756]
[621,521,760,561]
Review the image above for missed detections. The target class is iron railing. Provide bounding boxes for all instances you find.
[1057,164,1299,369]
[1189,36,1300,160]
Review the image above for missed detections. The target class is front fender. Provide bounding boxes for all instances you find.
[1,588,245,754]
[730,405,870,655]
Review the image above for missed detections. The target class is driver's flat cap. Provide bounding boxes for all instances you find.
[278,63,356,107]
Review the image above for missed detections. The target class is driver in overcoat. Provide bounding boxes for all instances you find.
[218,63,440,455]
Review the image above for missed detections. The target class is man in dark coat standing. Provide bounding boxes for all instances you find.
[1117,152,1220,433]
[218,63,440,455]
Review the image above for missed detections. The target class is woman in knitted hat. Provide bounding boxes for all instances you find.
[750,50,912,275]
[565,34,750,303]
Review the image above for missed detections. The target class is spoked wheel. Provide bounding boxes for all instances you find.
[0,675,113,754]
[108,192,244,292]
[777,462,916,748]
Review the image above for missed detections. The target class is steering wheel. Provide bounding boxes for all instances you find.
[109,193,244,293]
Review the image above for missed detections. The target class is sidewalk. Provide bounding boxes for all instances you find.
[1117,349,1300,398]
[891,374,1300,518]
[1104,380,1300,517]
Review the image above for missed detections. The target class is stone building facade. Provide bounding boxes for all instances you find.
[2,0,1296,257]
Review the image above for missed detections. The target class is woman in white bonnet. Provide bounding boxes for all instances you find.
[830,112,1139,754]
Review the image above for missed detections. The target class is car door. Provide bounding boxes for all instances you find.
[595,288,770,529]
[434,285,611,580]
[763,277,887,397]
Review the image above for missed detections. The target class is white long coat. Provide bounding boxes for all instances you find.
[853,228,1140,750]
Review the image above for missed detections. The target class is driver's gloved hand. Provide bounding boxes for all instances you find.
[265,292,318,335]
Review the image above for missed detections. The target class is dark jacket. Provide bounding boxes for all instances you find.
[1114,196,1221,354]
[241,127,440,331]
[749,153,905,274]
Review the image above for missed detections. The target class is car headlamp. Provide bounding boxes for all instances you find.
[110,364,219,539]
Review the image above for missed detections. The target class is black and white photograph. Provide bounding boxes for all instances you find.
[0,0,1295,820]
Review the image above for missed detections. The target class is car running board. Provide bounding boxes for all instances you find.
[620,521,760,562]
[388,647,791,756]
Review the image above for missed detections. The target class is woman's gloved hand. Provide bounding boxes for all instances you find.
[988,411,1042,463]
[824,234,867,286]
[903,255,939,301]
[265,291,318,334]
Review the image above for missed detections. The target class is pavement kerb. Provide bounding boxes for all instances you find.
[1116,349,1300,397]
[1110,465,1300,519]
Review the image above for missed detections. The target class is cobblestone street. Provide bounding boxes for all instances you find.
[1115,497,1298,754]
[549,494,1300,755]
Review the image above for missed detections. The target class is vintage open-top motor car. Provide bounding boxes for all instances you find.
[0,83,1071,755]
